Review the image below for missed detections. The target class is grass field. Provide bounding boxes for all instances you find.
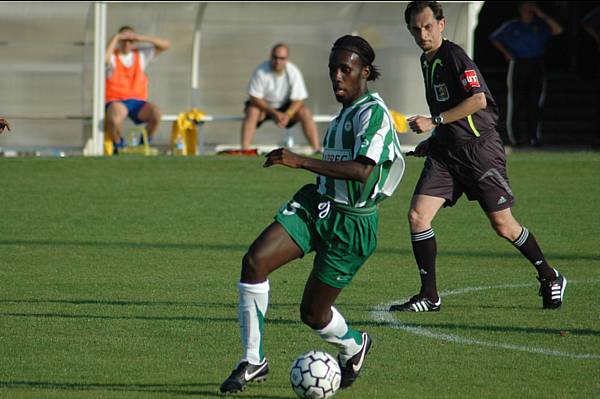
[1,151,599,399]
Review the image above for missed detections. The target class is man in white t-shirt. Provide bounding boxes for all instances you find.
[241,43,321,153]
[104,26,170,153]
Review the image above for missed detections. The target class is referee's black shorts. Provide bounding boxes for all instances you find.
[414,133,515,212]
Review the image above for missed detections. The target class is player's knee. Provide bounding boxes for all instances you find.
[154,107,162,120]
[241,251,266,281]
[150,107,162,123]
[299,304,327,330]
[106,113,124,127]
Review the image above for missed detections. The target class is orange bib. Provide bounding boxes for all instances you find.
[105,49,148,102]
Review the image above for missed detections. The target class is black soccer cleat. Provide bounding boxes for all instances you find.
[389,294,441,312]
[338,331,372,389]
[538,270,567,309]
[219,359,269,394]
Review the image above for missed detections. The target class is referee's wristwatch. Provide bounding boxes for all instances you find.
[432,114,444,126]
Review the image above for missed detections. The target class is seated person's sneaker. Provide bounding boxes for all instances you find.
[113,137,126,149]
[139,133,153,146]
[338,332,372,389]
[219,359,269,394]
[538,269,567,309]
[389,294,441,312]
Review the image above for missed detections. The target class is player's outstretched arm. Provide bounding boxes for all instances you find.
[264,148,373,183]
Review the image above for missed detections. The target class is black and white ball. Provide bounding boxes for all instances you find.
[290,350,341,398]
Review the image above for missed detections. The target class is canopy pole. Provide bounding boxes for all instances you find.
[191,3,208,154]
[91,2,106,156]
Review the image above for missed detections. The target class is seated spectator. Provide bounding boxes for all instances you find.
[241,43,321,153]
[0,118,10,134]
[105,26,171,153]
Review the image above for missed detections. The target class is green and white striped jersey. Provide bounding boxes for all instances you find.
[317,92,405,208]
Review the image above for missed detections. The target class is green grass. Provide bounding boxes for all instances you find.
[0,151,599,398]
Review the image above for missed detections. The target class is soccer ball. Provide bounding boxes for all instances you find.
[290,350,342,398]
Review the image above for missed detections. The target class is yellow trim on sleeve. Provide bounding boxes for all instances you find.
[467,115,480,137]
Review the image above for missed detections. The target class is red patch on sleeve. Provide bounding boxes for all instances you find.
[460,69,480,91]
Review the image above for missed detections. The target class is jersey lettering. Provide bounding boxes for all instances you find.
[323,149,352,162]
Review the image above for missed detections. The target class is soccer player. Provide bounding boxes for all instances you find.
[389,1,566,313]
[220,35,405,394]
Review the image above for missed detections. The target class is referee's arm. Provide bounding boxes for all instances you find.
[438,92,486,125]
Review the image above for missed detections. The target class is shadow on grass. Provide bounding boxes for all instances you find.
[0,239,247,252]
[2,239,597,262]
[0,380,290,398]
[0,298,367,311]
[0,311,303,327]
[376,246,600,262]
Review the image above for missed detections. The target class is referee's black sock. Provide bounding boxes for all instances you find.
[512,227,556,280]
[411,228,438,301]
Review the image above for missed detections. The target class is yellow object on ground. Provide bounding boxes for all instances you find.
[171,109,205,156]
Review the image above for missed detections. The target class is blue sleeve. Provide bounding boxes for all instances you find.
[489,20,515,44]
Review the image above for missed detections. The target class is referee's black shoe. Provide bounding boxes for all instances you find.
[219,359,269,394]
[389,294,441,312]
[538,270,567,309]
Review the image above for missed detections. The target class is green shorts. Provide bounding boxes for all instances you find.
[274,184,378,288]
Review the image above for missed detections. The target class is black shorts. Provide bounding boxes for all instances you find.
[414,133,515,212]
[244,100,299,129]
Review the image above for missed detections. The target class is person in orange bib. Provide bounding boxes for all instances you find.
[105,26,171,153]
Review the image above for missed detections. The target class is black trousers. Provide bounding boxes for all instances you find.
[506,58,546,146]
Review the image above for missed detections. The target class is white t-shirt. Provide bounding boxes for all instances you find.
[106,47,155,78]
[247,60,309,109]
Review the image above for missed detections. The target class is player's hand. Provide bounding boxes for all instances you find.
[272,111,289,128]
[406,139,430,157]
[264,147,303,168]
[408,115,435,134]
[0,118,11,134]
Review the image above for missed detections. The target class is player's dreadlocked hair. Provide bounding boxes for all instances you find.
[331,35,380,81]
[404,1,444,24]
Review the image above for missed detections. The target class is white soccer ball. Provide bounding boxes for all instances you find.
[290,350,342,399]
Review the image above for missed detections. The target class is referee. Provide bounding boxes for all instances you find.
[490,1,563,147]
[389,1,566,313]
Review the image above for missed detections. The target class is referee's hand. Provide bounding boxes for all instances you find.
[406,139,430,157]
[408,115,435,134]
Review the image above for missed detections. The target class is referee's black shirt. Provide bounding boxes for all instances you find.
[420,39,499,148]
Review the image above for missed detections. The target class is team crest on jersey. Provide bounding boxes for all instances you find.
[344,121,352,131]
[460,69,480,91]
[434,83,450,102]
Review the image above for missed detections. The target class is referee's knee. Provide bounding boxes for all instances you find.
[408,208,430,231]
[490,220,515,241]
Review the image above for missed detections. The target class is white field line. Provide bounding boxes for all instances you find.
[370,280,600,360]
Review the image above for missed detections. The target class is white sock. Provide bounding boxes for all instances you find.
[314,306,362,365]
[238,280,269,365]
